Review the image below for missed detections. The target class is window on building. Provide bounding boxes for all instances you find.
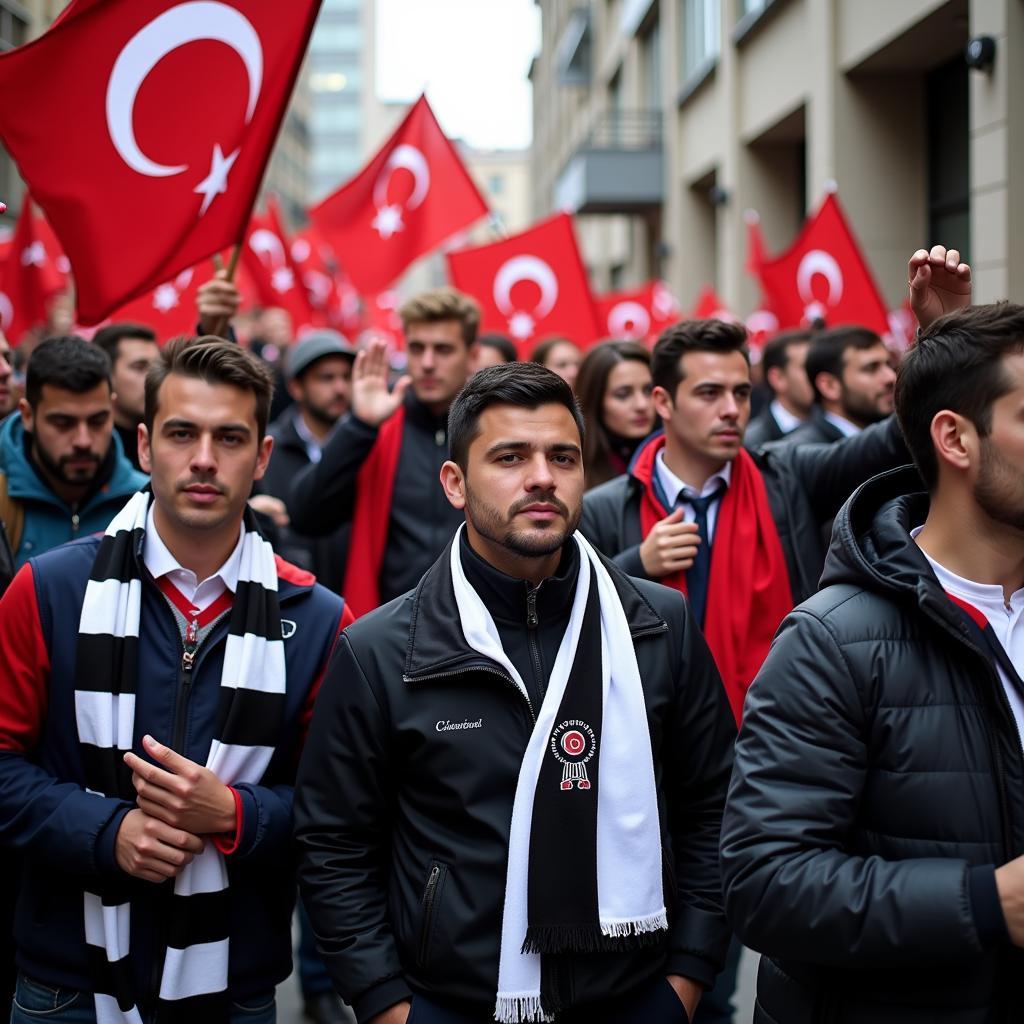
[738,0,768,17]
[641,17,662,111]
[0,2,29,206]
[488,175,505,195]
[926,56,970,262]
[680,0,720,80]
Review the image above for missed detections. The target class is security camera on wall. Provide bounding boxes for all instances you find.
[965,35,996,72]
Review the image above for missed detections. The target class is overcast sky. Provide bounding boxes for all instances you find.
[376,0,541,150]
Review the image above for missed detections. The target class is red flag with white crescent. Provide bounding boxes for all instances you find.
[311,95,489,295]
[748,192,890,335]
[594,280,681,344]
[0,0,322,325]
[447,212,601,356]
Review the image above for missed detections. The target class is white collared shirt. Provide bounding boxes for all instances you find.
[293,408,336,465]
[654,453,732,544]
[914,527,1024,750]
[823,411,862,438]
[143,505,244,612]
[770,399,804,436]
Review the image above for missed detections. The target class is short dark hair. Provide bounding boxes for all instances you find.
[26,336,112,407]
[530,336,579,367]
[92,323,158,366]
[448,361,585,470]
[651,319,749,397]
[804,326,883,402]
[145,336,274,441]
[399,287,481,346]
[896,303,1024,490]
[478,333,518,364]
[761,329,814,392]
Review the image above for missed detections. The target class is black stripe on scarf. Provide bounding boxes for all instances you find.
[214,688,284,749]
[165,890,232,948]
[152,992,230,1023]
[86,944,142,1014]
[75,635,140,694]
[230,578,283,643]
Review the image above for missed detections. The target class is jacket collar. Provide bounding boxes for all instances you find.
[404,533,666,682]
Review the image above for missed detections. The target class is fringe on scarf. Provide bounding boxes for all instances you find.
[494,994,554,1023]
[521,911,668,956]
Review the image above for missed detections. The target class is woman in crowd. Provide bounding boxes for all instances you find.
[575,340,656,489]
[531,336,582,389]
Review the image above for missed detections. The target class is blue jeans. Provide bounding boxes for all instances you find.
[10,974,276,1024]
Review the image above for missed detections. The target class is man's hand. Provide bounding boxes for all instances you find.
[909,245,971,331]
[198,271,242,338]
[125,735,236,836]
[248,493,290,529]
[115,808,204,884]
[640,508,701,578]
[350,339,411,428]
[666,974,702,1020]
[995,855,1024,947]
[367,1001,410,1024]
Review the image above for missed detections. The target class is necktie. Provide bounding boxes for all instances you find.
[683,482,726,629]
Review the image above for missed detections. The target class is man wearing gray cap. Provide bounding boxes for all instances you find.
[259,330,356,596]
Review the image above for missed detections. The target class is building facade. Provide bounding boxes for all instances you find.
[531,0,1021,313]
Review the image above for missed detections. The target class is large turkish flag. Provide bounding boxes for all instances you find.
[311,95,489,295]
[447,213,601,356]
[594,280,682,345]
[0,0,321,325]
[748,192,890,336]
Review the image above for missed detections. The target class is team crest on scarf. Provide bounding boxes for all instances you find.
[550,720,596,790]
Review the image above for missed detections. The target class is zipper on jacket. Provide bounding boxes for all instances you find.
[70,512,80,535]
[406,664,536,723]
[171,620,200,753]
[418,862,447,966]
[525,588,545,702]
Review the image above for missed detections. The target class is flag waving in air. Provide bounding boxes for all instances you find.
[594,281,682,344]
[747,191,890,336]
[447,213,600,355]
[0,0,321,325]
[311,95,489,295]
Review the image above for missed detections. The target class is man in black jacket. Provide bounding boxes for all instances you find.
[295,362,736,1024]
[783,324,896,446]
[742,329,814,448]
[286,287,479,616]
[720,296,1024,1023]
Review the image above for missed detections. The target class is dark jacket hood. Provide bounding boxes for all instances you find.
[821,464,968,636]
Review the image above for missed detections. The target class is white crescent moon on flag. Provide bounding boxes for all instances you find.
[493,256,558,318]
[0,292,11,330]
[373,145,431,211]
[797,250,844,307]
[249,228,286,268]
[607,301,650,338]
[745,310,780,335]
[291,239,311,264]
[106,1,263,178]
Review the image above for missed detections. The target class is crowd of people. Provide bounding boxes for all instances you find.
[0,242,1022,1024]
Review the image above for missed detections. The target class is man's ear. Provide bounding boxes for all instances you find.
[252,434,274,483]
[930,410,974,477]
[286,378,303,404]
[815,371,842,404]
[18,397,32,433]
[137,424,152,474]
[440,459,467,510]
[651,385,674,422]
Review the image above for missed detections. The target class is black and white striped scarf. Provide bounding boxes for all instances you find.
[75,490,285,1023]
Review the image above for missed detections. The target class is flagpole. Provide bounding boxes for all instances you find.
[209,241,243,339]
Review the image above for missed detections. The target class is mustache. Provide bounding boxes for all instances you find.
[177,478,225,494]
[509,492,570,517]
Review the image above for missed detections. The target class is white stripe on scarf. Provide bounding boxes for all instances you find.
[448,527,666,1023]
[78,490,284,1022]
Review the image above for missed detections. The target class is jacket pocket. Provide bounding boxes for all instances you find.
[417,859,449,969]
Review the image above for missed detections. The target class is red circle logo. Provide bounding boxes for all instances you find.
[561,730,586,756]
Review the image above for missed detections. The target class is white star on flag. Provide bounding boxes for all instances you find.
[508,312,535,340]
[371,204,404,239]
[194,145,240,217]
[152,284,180,312]
[271,266,295,294]
[20,241,46,267]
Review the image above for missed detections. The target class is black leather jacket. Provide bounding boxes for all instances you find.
[721,466,1024,1023]
[581,416,909,605]
[294,538,736,1023]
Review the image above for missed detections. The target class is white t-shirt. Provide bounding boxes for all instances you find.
[915,529,1024,750]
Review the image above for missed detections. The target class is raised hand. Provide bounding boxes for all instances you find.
[197,270,242,339]
[909,245,972,331]
[351,338,412,428]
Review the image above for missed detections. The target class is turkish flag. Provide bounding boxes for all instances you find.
[290,226,339,327]
[242,197,315,331]
[748,192,890,336]
[0,0,321,325]
[311,95,489,295]
[104,260,212,341]
[0,196,66,345]
[363,290,404,351]
[447,212,601,356]
[594,280,682,344]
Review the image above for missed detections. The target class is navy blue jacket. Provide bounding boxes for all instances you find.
[0,533,347,1003]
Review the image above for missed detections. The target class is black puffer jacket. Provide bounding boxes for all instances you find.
[294,537,736,1023]
[582,416,908,604]
[721,466,1024,1023]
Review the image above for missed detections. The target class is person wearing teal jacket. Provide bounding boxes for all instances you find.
[0,336,147,573]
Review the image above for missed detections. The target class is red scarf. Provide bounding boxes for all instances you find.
[342,407,406,618]
[634,436,793,723]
